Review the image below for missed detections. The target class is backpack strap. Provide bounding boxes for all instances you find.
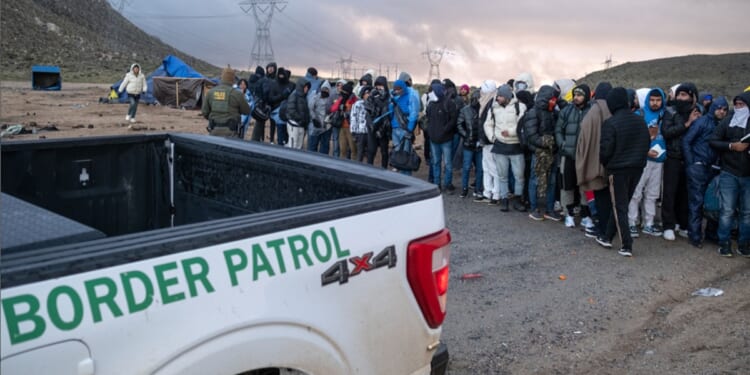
[514,101,520,117]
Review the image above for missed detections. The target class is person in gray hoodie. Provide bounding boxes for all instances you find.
[308,80,333,154]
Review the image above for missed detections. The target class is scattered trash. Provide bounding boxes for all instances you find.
[691,287,723,297]
[73,124,85,129]
[558,274,567,281]
[645,350,655,355]
[460,273,483,280]
[573,331,582,334]
[1,124,25,137]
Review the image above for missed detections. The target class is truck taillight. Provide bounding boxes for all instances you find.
[407,229,451,329]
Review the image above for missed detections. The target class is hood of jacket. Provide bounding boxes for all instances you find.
[295,77,310,97]
[129,63,141,74]
[320,80,332,93]
[515,72,535,93]
[707,96,729,119]
[642,87,666,127]
[276,68,290,84]
[535,85,556,110]
[593,82,612,100]
[266,62,278,79]
[606,87,630,114]
[431,83,446,100]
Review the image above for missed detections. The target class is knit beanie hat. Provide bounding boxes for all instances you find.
[221,66,235,84]
[398,72,412,82]
[606,87,629,113]
[675,82,698,100]
[342,82,354,95]
[496,84,513,100]
[593,82,613,100]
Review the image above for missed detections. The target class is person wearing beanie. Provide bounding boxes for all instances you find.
[523,85,559,221]
[201,65,251,138]
[117,63,148,123]
[426,82,459,192]
[331,81,358,160]
[472,79,497,202]
[709,91,750,257]
[576,81,614,242]
[598,87,651,257]
[682,96,729,248]
[628,88,668,239]
[700,91,713,114]
[555,84,594,228]
[661,82,701,240]
[459,84,470,104]
[487,84,527,211]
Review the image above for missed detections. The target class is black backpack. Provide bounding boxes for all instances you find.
[516,103,531,150]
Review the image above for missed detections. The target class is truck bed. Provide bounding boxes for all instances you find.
[1,133,438,288]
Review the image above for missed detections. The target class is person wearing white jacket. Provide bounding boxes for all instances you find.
[118,63,147,123]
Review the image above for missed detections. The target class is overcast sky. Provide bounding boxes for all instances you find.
[121,0,750,88]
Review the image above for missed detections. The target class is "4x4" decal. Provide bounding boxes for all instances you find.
[321,246,396,286]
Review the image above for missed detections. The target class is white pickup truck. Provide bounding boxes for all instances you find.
[0,133,450,375]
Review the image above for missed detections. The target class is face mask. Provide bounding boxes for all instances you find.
[674,99,693,114]
[516,81,528,92]
[321,91,330,98]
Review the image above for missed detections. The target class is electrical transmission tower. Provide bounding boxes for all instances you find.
[422,46,452,82]
[109,0,132,12]
[603,54,613,69]
[239,0,287,69]
[336,55,355,80]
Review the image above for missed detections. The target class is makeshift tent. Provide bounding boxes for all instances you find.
[32,65,62,90]
[152,77,216,109]
[110,55,208,106]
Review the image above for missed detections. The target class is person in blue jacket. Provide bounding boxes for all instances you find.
[389,79,418,175]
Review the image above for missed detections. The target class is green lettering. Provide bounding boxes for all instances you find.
[251,244,276,281]
[121,271,154,313]
[311,230,332,263]
[1,294,45,345]
[266,238,287,274]
[224,248,248,286]
[47,286,84,331]
[84,277,124,323]
[182,257,215,297]
[288,234,313,270]
[331,227,350,258]
[154,262,185,305]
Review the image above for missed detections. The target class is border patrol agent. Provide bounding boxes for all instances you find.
[202,66,251,137]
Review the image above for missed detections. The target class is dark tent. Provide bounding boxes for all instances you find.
[152,77,216,109]
[32,65,62,90]
[110,55,207,106]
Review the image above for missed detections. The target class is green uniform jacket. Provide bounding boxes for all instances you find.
[201,83,251,125]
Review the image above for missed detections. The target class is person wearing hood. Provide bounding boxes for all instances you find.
[599,87,651,257]
[389,79,417,175]
[236,78,255,139]
[367,76,391,169]
[661,82,701,241]
[331,81,358,160]
[474,80,498,202]
[329,80,347,157]
[576,82,614,242]
[628,88,668,239]
[524,85,560,221]
[118,63,148,123]
[426,82,458,192]
[514,72,535,94]
[487,84,527,212]
[350,86,374,163]
[268,67,295,145]
[700,91,713,114]
[354,70,374,100]
[457,89,483,199]
[308,80,332,154]
[555,84,594,228]
[249,66,272,143]
[682,96,729,248]
[709,92,750,257]
[201,66,251,138]
[285,77,312,149]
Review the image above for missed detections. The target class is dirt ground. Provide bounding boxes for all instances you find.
[2,81,749,374]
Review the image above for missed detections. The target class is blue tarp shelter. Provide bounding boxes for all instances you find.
[32,65,62,91]
[110,55,205,105]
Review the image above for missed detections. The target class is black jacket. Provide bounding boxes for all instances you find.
[662,108,691,160]
[266,69,295,108]
[426,98,458,143]
[286,78,311,127]
[457,103,480,150]
[710,92,750,177]
[600,108,650,173]
[523,85,558,152]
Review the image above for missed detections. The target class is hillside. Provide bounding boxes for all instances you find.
[0,0,221,83]
[577,53,750,99]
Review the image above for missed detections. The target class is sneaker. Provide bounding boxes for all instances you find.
[473,195,487,203]
[629,225,640,238]
[445,184,456,194]
[130,118,136,123]
[689,240,703,249]
[529,211,544,221]
[581,216,595,229]
[663,229,676,241]
[564,215,575,228]
[719,245,733,257]
[125,115,131,121]
[488,199,499,206]
[500,198,509,212]
[737,243,750,258]
[596,236,613,248]
[544,211,562,221]
[642,225,663,236]
[512,197,527,212]
[459,189,469,198]
[554,201,562,212]
[618,248,633,257]
[676,227,689,239]
[584,227,598,238]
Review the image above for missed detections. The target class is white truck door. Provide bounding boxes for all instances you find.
[1,339,94,375]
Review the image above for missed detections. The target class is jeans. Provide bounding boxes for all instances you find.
[270,107,287,145]
[392,127,412,176]
[462,148,483,193]
[332,127,341,157]
[686,163,712,243]
[496,153,524,198]
[528,153,557,212]
[308,129,331,154]
[430,140,453,187]
[127,94,140,118]
[717,171,750,246]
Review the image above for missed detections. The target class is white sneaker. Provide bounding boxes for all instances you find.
[129,118,136,123]
[564,215,575,228]
[675,225,689,238]
[581,216,595,229]
[125,115,131,121]
[663,229,675,241]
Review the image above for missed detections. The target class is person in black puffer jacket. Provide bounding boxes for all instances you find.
[285,77,312,149]
[457,90,483,198]
[266,68,295,145]
[599,87,651,256]
[523,85,559,220]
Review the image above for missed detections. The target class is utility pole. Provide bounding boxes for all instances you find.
[603,54,613,69]
[239,0,287,69]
